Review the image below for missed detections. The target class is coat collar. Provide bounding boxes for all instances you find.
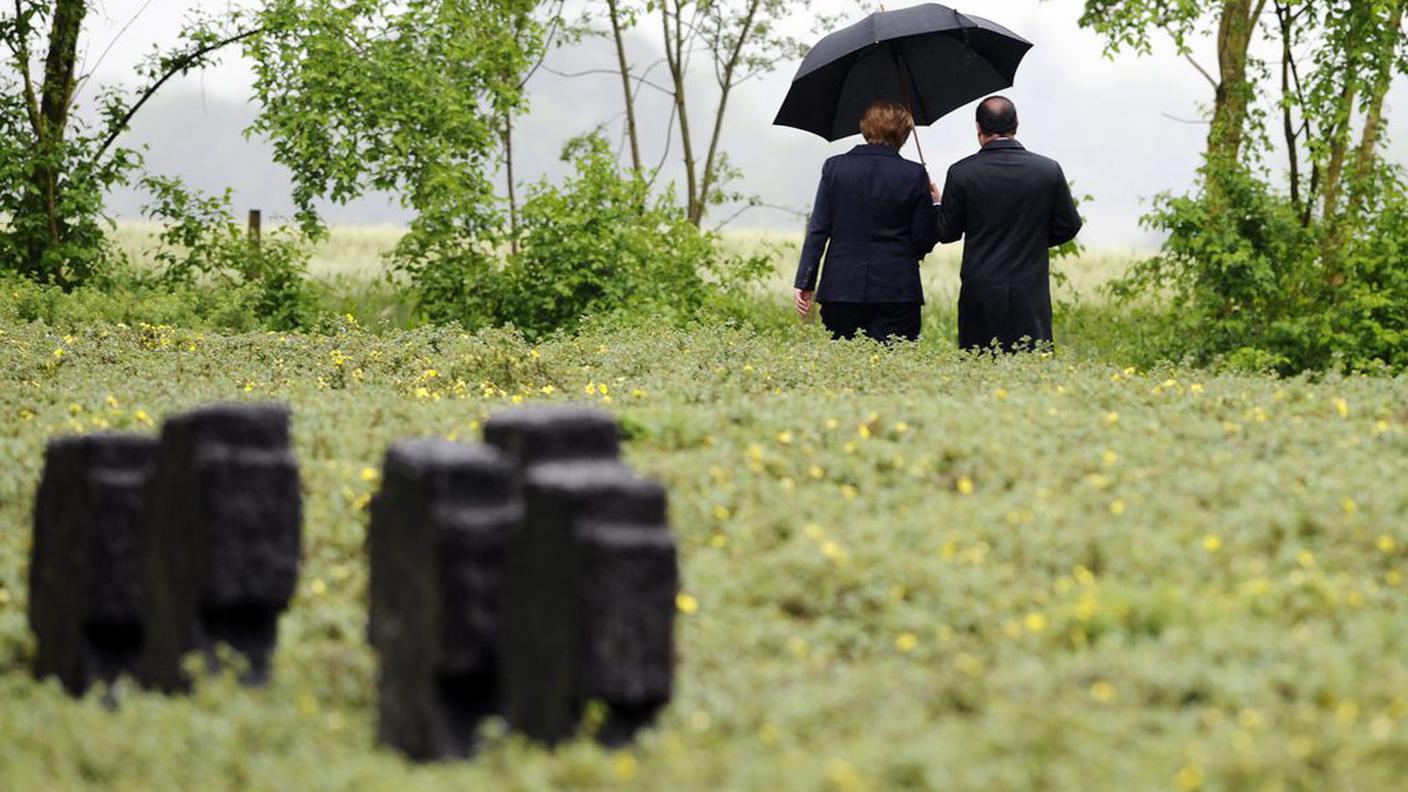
[848,143,902,157]
[981,138,1025,152]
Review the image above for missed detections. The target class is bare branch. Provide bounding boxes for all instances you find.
[73,0,156,100]
[94,26,263,161]
[541,65,676,96]
[1184,52,1218,89]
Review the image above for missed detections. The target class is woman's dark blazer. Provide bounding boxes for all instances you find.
[793,144,939,304]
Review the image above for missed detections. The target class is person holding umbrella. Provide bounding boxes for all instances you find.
[778,3,1081,348]
[791,99,939,342]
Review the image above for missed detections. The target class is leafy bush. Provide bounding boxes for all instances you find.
[1111,165,1408,373]
[141,176,319,330]
[400,134,770,338]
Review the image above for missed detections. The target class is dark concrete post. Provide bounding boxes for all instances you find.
[138,403,302,692]
[368,439,520,760]
[483,405,620,468]
[30,434,157,696]
[500,462,677,747]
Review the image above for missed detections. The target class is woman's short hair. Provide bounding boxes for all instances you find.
[860,100,913,149]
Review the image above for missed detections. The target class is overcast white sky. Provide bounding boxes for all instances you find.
[80,0,1408,248]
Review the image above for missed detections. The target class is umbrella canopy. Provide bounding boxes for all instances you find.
[774,3,1032,141]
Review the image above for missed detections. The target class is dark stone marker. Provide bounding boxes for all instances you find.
[501,462,678,747]
[368,438,520,761]
[30,434,157,696]
[483,405,620,468]
[138,403,302,692]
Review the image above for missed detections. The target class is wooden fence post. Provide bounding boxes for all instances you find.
[247,209,262,252]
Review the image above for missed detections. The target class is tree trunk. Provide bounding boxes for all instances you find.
[22,0,88,286]
[504,114,519,256]
[697,0,759,226]
[607,0,642,176]
[1319,81,1358,224]
[661,0,699,225]
[1275,2,1301,211]
[1205,0,1260,172]
[1343,3,1403,221]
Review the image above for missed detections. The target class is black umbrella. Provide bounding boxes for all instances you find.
[774,3,1032,162]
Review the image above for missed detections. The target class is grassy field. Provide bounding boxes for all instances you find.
[1,305,1407,789]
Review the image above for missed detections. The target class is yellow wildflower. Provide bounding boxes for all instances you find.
[675,593,699,615]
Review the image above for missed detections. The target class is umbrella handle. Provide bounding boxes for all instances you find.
[888,45,927,167]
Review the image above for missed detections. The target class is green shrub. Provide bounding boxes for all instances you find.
[398,134,770,339]
[140,176,320,331]
[1111,166,1408,373]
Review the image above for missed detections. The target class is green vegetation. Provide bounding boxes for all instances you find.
[0,308,1406,790]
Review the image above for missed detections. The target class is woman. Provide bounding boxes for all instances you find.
[792,100,939,341]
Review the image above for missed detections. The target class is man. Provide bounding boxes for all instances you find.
[933,96,1082,352]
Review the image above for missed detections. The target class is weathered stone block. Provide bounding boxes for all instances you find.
[501,462,677,746]
[138,403,302,691]
[30,434,156,696]
[369,438,520,761]
[483,406,620,469]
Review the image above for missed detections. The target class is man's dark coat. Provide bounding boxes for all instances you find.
[794,144,939,304]
[935,139,1082,351]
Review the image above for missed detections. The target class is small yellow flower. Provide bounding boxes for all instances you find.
[1377,535,1397,553]
[1024,612,1047,632]
[133,410,153,426]
[1335,397,1349,418]
[808,465,824,479]
[675,593,699,615]
[359,467,380,483]
[1342,496,1359,516]
[1105,411,1120,425]
[1190,383,1204,394]
[819,539,847,563]
[1298,549,1316,568]
[540,384,555,395]
[511,394,524,404]
[1202,534,1223,553]
[994,387,1008,400]
[52,347,65,359]
[1089,681,1117,703]
[1102,449,1119,465]
[894,632,919,652]
[711,505,731,521]
[956,476,974,495]
[1175,763,1204,791]
[611,752,637,781]
[1109,499,1126,516]
[776,430,793,445]
[310,578,327,596]
[857,424,871,439]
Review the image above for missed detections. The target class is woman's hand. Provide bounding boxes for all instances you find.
[929,181,942,204]
[794,288,814,318]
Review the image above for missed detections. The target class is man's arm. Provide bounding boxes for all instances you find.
[794,161,833,293]
[1050,165,1082,247]
[934,166,965,244]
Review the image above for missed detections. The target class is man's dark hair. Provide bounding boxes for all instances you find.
[976,96,1018,136]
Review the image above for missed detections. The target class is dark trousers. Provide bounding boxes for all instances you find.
[820,302,921,342]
